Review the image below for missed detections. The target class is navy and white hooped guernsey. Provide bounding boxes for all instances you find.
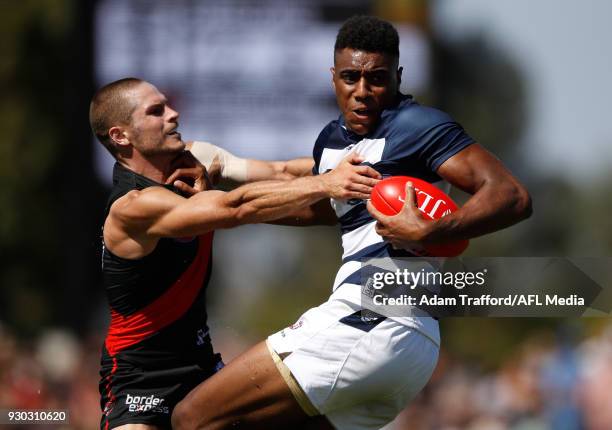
[312,94,475,344]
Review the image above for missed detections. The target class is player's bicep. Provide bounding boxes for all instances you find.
[110,187,235,238]
[148,190,238,237]
[109,187,187,237]
[109,188,177,232]
[104,188,181,254]
[436,144,513,194]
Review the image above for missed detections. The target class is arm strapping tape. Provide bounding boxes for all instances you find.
[189,141,248,183]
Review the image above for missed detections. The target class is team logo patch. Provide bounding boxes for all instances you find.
[289,319,303,330]
[339,311,386,332]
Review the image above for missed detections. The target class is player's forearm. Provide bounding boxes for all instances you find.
[153,154,375,235]
[146,180,329,238]
[268,199,338,226]
[228,154,377,226]
[423,179,532,243]
[282,157,315,177]
[247,157,314,182]
[225,176,331,226]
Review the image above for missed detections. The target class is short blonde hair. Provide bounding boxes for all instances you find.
[89,77,144,157]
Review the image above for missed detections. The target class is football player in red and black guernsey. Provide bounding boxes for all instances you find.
[89,78,381,430]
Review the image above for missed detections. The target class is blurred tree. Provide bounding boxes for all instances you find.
[431,34,528,163]
[0,0,102,336]
[425,24,612,366]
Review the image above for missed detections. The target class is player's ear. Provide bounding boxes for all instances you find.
[397,66,403,86]
[109,126,131,147]
[330,67,336,91]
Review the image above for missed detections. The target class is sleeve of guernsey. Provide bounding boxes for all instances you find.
[394,105,475,173]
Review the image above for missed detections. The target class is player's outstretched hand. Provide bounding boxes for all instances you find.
[322,153,382,200]
[366,181,431,249]
[166,151,212,196]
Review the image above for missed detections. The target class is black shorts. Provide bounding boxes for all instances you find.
[100,348,223,429]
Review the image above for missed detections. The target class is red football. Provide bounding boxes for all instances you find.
[370,176,469,257]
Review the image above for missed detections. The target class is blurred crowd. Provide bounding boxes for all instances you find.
[394,324,612,430]
[1,321,611,430]
[0,324,100,429]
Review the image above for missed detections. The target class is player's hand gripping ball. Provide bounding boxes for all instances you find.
[370,176,469,257]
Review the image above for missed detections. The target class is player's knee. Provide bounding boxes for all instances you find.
[171,399,225,430]
[171,399,199,430]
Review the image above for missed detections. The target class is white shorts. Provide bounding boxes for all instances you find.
[267,298,439,430]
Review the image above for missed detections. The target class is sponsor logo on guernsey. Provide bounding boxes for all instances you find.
[125,394,169,414]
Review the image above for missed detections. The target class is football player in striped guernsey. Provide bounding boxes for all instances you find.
[173,16,531,430]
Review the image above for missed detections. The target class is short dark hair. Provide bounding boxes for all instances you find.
[89,77,144,157]
[334,15,399,58]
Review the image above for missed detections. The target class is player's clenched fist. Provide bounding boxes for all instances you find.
[165,150,212,196]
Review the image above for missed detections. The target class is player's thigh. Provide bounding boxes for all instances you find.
[323,323,439,430]
[173,340,320,430]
